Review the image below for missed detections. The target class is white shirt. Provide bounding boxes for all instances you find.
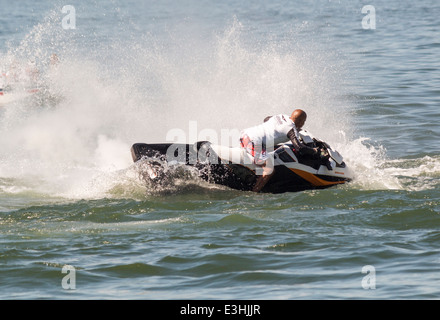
[241,114,299,149]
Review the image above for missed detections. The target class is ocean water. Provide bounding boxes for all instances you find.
[0,0,439,300]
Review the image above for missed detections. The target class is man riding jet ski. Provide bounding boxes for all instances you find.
[131,109,353,193]
[239,109,332,192]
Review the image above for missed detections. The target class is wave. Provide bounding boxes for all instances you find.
[382,155,440,191]
[335,134,440,192]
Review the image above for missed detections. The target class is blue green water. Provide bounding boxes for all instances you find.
[0,0,439,299]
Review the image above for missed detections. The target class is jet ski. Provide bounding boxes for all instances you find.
[130,130,353,193]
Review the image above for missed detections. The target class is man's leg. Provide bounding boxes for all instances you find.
[252,158,275,192]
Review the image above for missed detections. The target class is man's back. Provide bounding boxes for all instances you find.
[242,114,297,149]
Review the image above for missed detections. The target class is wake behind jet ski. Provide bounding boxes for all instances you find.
[130,130,353,193]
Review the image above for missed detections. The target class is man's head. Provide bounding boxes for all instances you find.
[290,109,307,130]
